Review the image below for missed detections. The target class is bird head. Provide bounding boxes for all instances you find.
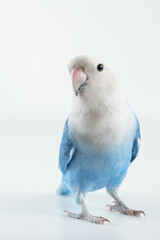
[68,55,125,112]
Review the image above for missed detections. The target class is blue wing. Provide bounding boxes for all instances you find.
[130,118,141,163]
[59,119,75,173]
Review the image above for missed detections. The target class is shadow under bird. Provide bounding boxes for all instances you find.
[57,55,145,224]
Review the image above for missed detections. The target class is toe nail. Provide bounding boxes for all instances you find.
[140,211,146,217]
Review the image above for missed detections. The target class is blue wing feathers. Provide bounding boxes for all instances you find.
[130,118,141,163]
[59,119,75,173]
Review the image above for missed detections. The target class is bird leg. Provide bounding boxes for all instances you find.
[64,197,110,224]
[107,191,145,216]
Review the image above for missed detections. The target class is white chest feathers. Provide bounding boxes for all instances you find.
[68,106,136,150]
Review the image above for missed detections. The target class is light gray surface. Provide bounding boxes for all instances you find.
[0,192,159,240]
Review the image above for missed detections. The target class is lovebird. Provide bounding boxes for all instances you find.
[57,55,145,224]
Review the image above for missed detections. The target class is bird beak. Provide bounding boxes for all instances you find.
[71,67,88,96]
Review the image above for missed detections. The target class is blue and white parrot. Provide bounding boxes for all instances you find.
[57,55,145,224]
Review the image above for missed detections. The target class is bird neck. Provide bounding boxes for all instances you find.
[71,87,126,117]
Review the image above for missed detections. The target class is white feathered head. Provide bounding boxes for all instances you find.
[68,55,125,112]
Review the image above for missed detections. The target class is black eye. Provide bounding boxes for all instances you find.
[97,64,103,72]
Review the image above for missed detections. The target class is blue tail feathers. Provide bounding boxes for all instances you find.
[56,182,71,195]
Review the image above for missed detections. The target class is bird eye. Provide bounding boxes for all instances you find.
[97,64,103,72]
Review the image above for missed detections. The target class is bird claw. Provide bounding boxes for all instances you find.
[63,210,69,215]
[99,218,111,224]
[106,204,114,211]
[106,202,145,217]
[64,210,111,224]
[127,210,146,217]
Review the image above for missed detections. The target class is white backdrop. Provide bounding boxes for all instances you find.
[0,0,160,239]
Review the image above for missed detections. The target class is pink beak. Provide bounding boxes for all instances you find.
[71,67,88,96]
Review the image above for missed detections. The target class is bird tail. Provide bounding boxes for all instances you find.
[56,181,71,195]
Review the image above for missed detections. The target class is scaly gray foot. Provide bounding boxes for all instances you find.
[106,201,145,216]
[64,210,111,224]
